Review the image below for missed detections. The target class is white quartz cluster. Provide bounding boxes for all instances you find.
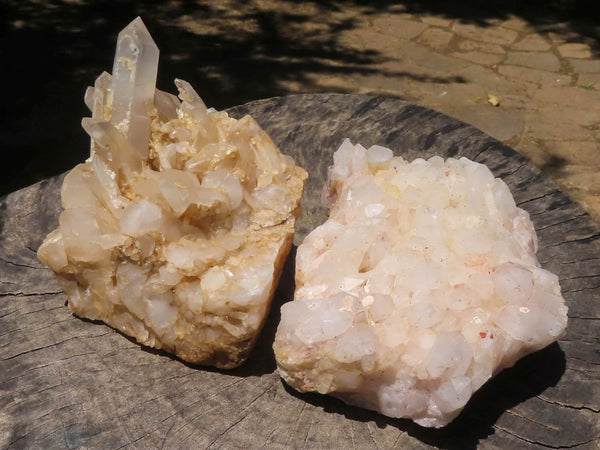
[38,18,306,368]
[273,139,567,427]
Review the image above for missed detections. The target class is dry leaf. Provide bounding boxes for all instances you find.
[487,93,500,107]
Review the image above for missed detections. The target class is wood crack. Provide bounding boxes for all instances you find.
[285,401,306,448]
[517,191,557,207]
[14,210,36,221]
[0,256,43,270]
[25,245,38,254]
[160,421,176,450]
[116,432,148,449]
[494,424,599,448]
[206,415,247,449]
[160,377,247,440]
[0,309,16,319]
[3,336,77,361]
[121,373,219,429]
[502,161,529,178]
[391,430,405,449]
[262,422,282,448]
[57,351,96,363]
[568,315,599,321]
[566,355,600,366]
[560,337,599,345]
[23,304,64,316]
[559,256,600,265]
[506,409,559,431]
[0,361,56,384]
[560,274,600,282]
[566,366,600,375]
[0,317,68,338]
[365,422,379,448]
[544,232,600,249]
[536,213,588,232]
[302,415,314,449]
[537,395,600,413]
[563,284,600,294]
[6,432,27,449]
[471,141,498,162]
[242,382,275,411]
[0,291,63,298]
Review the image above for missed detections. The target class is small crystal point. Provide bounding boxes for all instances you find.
[174,78,205,107]
[92,72,112,121]
[175,78,207,121]
[110,17,159,159]
[154,89,180,121]
[81,118,142,174]
[84,86,94,112]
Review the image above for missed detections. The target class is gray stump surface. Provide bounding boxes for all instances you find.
[1,94,598,449]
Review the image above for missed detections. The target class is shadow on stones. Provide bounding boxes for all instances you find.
[348,0,600,54]
[2,0,599,196]
[0,0,433,196]
[541,154,569,178]
[282,342,566,449]
[2,0,598,195]
[0,0,563,197]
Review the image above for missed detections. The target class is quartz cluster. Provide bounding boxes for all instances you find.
[273,139,568,427]
[38,18,306,368]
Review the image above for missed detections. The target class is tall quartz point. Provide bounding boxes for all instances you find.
[38,18,307,368]
[273,140,568,427]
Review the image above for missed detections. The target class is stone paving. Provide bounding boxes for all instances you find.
[250,4,600,222]
[3,1,599,222]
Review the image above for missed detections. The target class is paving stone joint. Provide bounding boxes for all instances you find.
[324,10,600,221]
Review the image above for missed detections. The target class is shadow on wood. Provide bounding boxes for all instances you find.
[282,342,566,450]
[73,245,298,378]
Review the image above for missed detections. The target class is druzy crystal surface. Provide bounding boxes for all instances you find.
[273,140,567,427]
[38,18,306,368]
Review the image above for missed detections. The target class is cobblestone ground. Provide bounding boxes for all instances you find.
[3,1,599,221]
[241,2,600,221]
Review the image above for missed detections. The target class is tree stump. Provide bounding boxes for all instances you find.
[1,94,598,449]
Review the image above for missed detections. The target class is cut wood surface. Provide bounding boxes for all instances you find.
[1,94,598,449]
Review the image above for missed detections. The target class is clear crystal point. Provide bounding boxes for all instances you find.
[110,17,159,159]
